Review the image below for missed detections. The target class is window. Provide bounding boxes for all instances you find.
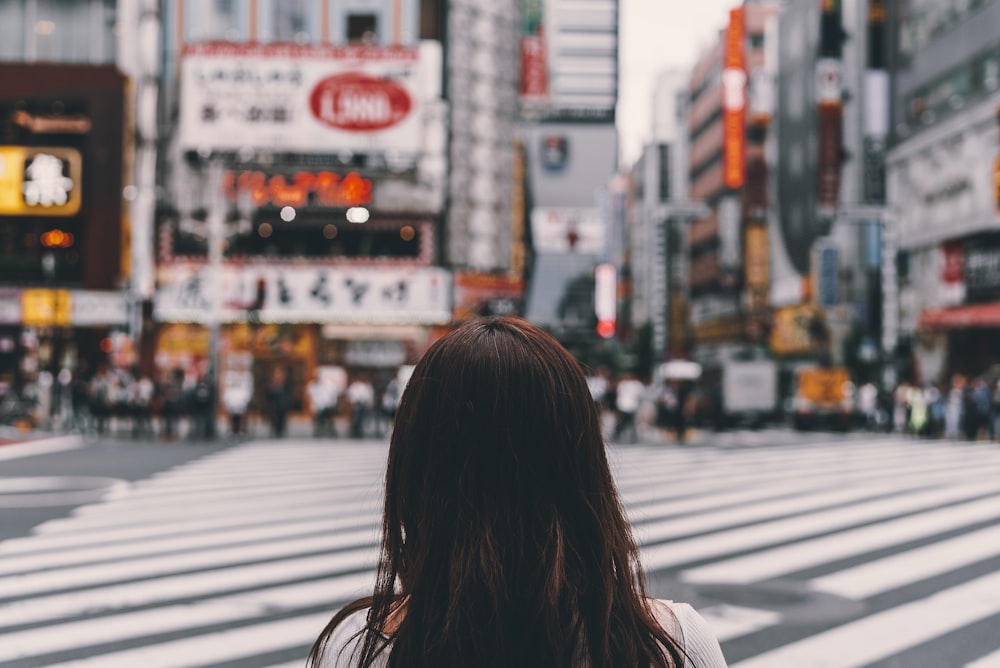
[749,32,765,49]
[347,13,378,43]
[185,0,249,43]
[257,0,318,44]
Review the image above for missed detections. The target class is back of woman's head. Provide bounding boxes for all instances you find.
[312,317,684,667]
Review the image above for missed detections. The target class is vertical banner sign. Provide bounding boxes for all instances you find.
[520,0,548,100]
[722,8,747,189]
[816,244,839,308]
[816,0,843,214]
[594,263,616,339]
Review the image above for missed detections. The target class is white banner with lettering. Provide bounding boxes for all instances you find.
[530,207,605,254]
[155,264,451,325]
[179,42,440,154]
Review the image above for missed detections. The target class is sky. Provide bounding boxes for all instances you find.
[617,0,738,166]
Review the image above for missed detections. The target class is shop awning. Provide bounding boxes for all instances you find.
[919,303,1000,329]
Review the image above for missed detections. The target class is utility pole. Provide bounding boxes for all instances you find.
[835,205,899,389]
[203,159,227,440]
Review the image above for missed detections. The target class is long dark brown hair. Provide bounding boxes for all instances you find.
[309,317,687,667]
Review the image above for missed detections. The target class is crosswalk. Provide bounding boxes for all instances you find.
[2,437,1000,666]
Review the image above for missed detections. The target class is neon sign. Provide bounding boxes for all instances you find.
[223,170,373,208]
[722,8,746,190]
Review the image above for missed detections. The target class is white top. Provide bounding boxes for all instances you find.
[616,378,646,413]
[319,599,727,667]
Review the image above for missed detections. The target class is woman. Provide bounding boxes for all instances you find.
[309,317,726,667]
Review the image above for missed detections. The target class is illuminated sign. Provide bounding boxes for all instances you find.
[223,170,373,208]
[0,147,82,216]
[595,263,616,339]
[722,8,746,189]
[21,289,71,326]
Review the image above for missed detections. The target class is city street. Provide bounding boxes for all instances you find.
[2,432,1000,667]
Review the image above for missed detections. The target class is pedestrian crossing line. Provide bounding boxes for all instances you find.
[682,490,1000,586]
[630,460,1000,546]
[119,464,385,496]
[0,514,380,577]
[0,552,368,629]
[625,453,1000,527]
[968,647,1000,668]
[0,497,378,558]
[0,571,374,664]
[0,534,378,601]
[33,483,381,534]
[43,610,333,668]
[696,604,783,642]
[730,569,1000,668]
[68,475,381,518]
[640,479,1000,573]
[0,436,83,462]
[619,445,1000,514]
[809,524,1000,600]
[616,439,999,501]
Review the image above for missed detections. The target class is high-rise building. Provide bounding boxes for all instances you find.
[0,1,130,405]
[519,0,620,353]
[886,0,1000,382]
[156,0,449,413]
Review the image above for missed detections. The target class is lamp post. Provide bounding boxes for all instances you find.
[834,204,899,388]
[653,201,711,362]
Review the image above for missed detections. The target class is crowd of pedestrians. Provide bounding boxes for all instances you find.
[858,373,1000,441]
[1,363,406,442]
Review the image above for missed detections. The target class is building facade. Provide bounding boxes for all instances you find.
[0,0,130,415]
[155,0,450,412]
[886,0,1000,382]
[684,2,778,364]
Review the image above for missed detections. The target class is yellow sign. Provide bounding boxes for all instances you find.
[21,289,72,326]
[0,146,82,216]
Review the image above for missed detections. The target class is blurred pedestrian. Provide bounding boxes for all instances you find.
[376,375,401,438]
[223,378,252,440]
[307,372,337,438]
[264,367,292,438]
[307,317,726,668]
[346,373,374,439]
[613,372,644,444]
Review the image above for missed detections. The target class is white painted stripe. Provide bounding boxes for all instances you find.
[69,477,381,517]
[731,569,1000,668]
[35,486,380,534]
[635,470,1000,550]
[0,571,373,663]
[0,497,376,556]
[0,535,377,600]
[264,662,306,668]
[0,515,379,576]
[810,524,1000,600]
[684,492,1000,585]
[967,648,1000,668]
[0,436,83,461]
[697,604,782,642]
[0,552,362,628]
[44,611,330,668]
[641,480,1000,572]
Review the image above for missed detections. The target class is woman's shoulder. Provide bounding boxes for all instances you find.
[318,608,378,668]
[650,599,729,668]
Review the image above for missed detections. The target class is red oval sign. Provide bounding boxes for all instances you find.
[309,73,412,132]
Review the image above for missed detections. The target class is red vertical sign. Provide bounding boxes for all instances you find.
[722,8,746,189]
[520,33,548,98]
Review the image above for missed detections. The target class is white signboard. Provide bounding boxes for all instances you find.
[155,263,451,325]
[179,43,438,155]
[530,207,605,254]
[71,291,128,326]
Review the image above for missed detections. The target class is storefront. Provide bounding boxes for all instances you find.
[154,262,451,412]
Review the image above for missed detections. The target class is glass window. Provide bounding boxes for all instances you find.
[30,0,115,64]
[347,13,379,43]
[184,0,249,43]
[257,0,319,44]
[0,1,26,60]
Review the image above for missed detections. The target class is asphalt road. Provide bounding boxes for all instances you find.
[2,430,1000,667]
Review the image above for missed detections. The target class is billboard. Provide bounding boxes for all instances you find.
[531,208,604,254]
[179,43,438,155]
[156,263,451,325]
